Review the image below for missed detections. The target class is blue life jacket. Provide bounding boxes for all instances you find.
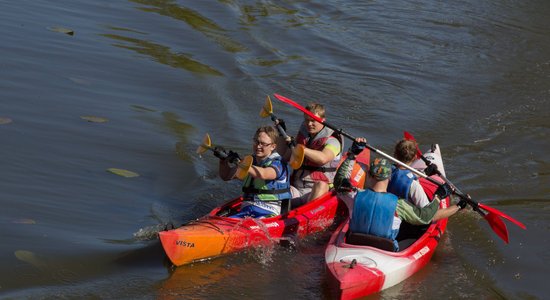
[388,165,416,201]
[242,152,291,201]
[349,189,398,240]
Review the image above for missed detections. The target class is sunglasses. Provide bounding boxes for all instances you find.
[253,139,273,147]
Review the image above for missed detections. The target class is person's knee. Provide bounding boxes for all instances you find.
[312,181,329,193]
[307,181,330,201]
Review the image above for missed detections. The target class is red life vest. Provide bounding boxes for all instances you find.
[418,175,445,200]
[294,123,343,184]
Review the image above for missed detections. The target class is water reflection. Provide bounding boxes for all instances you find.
[157,245,283,300]
[160,111,194,141]
[130,0,247,53]
[231,0,318,27]
[157,258,236,299]
[101,32,223,76]
[130,104,196,161]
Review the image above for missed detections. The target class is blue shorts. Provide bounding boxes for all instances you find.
[229,204,276,219]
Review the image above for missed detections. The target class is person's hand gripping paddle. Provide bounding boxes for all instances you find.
[404,131,526,243]
[273,92,526,243]
[260,95,305,170]
[196,133,253,180]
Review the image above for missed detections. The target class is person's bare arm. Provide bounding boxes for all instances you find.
[432,204,461,221]
[303,147,336,165]
[247,165,277,180]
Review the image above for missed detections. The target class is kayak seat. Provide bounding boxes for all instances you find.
[346,231,396,252]
[397,238,417,250]
[396,222,428,241]
[395,222,429,250]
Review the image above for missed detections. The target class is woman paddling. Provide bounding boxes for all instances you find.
[216,126,291,218]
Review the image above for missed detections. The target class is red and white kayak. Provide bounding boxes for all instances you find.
[325,144,450,299]
[160,150,370,267]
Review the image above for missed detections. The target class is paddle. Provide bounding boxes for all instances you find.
[196,133,253,180]
[260,95,305,170]
[404,131,427,162]
[273,93,526,243]
[273,93,432,178]
[403,131,526,243]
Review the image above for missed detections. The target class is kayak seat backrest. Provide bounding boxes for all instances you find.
[346,231,396,252]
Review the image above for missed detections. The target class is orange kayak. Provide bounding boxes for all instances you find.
[159,191,347,266]
[160,149,370,266]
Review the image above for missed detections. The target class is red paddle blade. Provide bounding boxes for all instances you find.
[484,212,509,244]
[479,203,526,230]
[273,94,323,123]
[404,131,415,141]
[403,131,422,158]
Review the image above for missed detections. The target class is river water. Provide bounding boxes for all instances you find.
[1,0,548,299]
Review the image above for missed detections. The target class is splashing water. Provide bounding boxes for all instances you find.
[133,224,170,241]
[236,217,278,266]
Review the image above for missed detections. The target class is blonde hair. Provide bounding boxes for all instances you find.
[306,103,325,118]
[254,126,278,143]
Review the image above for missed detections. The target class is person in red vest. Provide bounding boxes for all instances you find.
[278,103,343,206]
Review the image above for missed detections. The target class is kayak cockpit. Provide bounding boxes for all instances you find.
[344,221,435,253]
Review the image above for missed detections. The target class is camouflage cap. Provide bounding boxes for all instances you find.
[369,158,392,180]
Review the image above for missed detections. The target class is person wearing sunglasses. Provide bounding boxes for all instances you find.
[217,126,291,218]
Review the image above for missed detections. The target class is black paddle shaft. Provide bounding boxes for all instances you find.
[419,154,485,214]
[269,114,291,140]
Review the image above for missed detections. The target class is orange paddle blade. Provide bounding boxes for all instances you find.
[196,134,212,154]
[290,144,305,169]
[260,95,273,118]
[236,155,253,180]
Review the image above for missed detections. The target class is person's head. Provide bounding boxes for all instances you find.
[252,126,278,160]
[369,158,392,181]
[303,102,325,135]
[393,139,417,164]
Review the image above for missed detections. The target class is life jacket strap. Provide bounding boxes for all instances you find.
[300,165,337,172]
[242,187,291,195]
